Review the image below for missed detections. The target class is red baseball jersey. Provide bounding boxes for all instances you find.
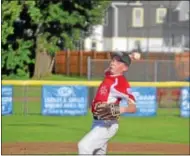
[91,70,136,113]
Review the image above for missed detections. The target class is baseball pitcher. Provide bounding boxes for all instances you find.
[78,51,140,155]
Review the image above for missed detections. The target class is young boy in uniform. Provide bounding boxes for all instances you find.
[78,51,140,155]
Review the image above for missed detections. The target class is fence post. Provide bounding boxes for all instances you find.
[87,56,91,80]
[154,61,158,82]
[23,85,28,115]
[66,50,70,76]
[106,51,110,59]
[79,50,83,77]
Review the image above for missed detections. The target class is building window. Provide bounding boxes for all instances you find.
[91,41,97,51]
[156,8,167,24]
[132,7,144,27]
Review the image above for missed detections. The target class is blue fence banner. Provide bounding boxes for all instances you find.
[180,87,190,118]
[2,85,13,115]
[120,87,157,117]
[42,85,88,116]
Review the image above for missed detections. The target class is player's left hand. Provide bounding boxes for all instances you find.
[93,102,120,120]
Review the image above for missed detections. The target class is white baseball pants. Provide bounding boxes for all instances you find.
[78,119,119,155]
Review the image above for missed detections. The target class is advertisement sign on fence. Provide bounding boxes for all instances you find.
[120,87,157,117]
[42,86,88,116]
[2,86,13,115]
[180,87,190,118]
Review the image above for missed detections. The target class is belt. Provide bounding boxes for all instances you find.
[93,116,100,120]
[93,116,118,121]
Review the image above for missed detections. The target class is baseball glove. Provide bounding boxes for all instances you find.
[93,102,120,120]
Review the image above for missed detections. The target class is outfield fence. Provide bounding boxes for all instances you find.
[1,80,189,117]
[87,58,189,81]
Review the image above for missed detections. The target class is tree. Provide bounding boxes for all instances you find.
[2,1,34,78]
[2,0,111,79]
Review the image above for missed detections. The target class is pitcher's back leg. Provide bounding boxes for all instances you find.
[78,125,109,154]
[93,143,107,155]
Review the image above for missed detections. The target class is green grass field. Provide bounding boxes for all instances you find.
[2,108,189,144]
[2,75,189,148]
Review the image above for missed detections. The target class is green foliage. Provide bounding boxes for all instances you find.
[2,0,111,78]
[2,40,34,77]
[1,1,31,77]
[25,1,43,23]
[87,1,111,25]
[24,0,111,51]
[2,1,22,44]
[36,33,59,55]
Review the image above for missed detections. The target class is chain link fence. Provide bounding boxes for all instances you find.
[85,57,185,111]
[11,85,181,117]
[87,58,187,81]
[9,57,188,116]
[13,86,41,115]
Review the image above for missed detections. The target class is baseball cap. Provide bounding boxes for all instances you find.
[110,51,131,66]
